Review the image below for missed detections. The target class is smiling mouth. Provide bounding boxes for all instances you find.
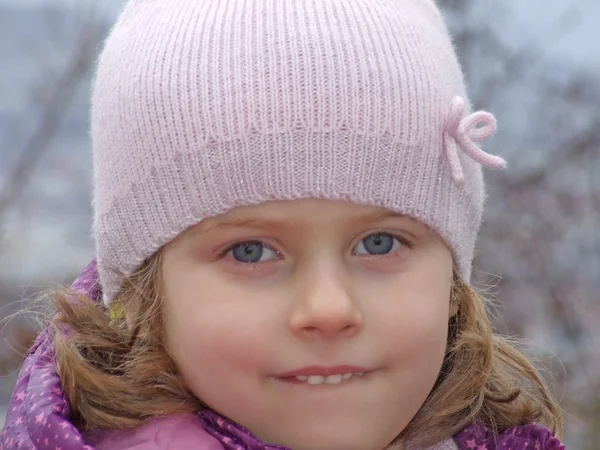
[278,371,367,385]
[273,365,375,386]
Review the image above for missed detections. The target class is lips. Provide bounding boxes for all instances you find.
[277,365,372,378]
[274,365,373,385]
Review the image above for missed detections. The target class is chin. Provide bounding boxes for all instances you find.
[266,422,395,450]
[279,436,389,450]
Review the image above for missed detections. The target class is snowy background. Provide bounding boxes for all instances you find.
[1,0,599,447]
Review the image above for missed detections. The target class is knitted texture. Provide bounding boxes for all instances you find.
[91,0,507,303]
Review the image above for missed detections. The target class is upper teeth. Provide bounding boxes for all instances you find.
[295,372,365,385]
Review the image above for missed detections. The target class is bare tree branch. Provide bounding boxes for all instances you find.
[0,16,102,221]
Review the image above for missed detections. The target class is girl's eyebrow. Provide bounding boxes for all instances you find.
[195,218,294,236]
[196,211,409,236]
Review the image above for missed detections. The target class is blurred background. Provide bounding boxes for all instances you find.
[0,0,598,447]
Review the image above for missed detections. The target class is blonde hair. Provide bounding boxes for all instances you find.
[49,252,562,444]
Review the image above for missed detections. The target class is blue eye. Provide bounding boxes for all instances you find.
[229,241,279,263]
[354,233,402,255]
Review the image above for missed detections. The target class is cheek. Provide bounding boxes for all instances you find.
[162,271,275,395]
[371,284,450,417]
[378,296,449,363]
[365,266,451,371]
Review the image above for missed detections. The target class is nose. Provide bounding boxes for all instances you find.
[288,265,364,340]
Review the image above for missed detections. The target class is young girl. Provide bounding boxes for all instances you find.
[2,0,564,448]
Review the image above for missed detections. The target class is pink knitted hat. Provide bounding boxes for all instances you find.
[92,0,506,303]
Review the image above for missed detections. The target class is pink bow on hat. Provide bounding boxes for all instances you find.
[444,96,507,183]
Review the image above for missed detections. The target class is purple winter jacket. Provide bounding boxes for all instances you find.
[1,260,565,450]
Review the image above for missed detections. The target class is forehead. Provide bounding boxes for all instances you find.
[187,198,433,237]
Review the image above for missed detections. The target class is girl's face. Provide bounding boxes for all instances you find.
[162,199,454,450]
